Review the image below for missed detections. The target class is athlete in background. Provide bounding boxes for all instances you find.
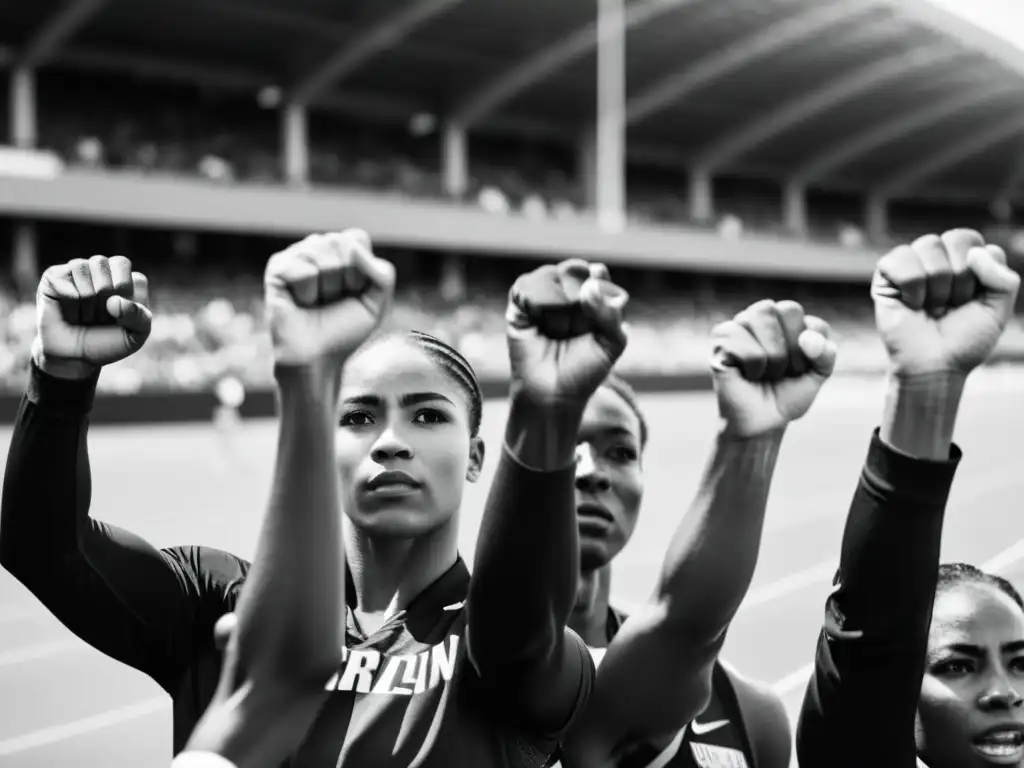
[556,299,836,768]
[797,229,1022,767]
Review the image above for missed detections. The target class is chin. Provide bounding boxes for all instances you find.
[348,504,449,539]
[579,539,615,572]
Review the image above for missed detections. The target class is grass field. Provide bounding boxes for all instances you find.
[3,371,1024,768]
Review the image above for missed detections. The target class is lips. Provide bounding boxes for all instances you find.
[576,502,614,524]
[365,470,422,492]
[973,725,1024,764]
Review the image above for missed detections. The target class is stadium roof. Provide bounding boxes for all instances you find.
[4,0,1024,204]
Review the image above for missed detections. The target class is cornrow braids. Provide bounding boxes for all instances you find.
[938,562,1024,611]
[406,330,483,437]
[602,373,648,451]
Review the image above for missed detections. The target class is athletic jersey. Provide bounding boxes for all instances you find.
[0,363,593,766]
[796,430,961,768]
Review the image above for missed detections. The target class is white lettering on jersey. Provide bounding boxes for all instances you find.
[689,743,749,768]
[324,636,460,695]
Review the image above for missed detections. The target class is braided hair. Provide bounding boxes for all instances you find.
[937,562,1024,611]
[354,330,483,437]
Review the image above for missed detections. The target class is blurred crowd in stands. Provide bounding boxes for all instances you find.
[1,71,1022,397]
[20,71,1003,245]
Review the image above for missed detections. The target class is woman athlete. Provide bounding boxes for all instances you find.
[1,231,630,766]
[551,297,836,768]
[797,229,1023,768]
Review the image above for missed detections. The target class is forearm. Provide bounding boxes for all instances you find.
[232,363,344,687]
[468,392,581,669]
[654,427,784,642]
[1,361,98,574]
[880,371,964,460]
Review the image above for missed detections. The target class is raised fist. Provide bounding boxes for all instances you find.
[506,259,628,407]
[872,229,1020,378]
[711,300,837,438]
[34,255,152,375]
[264,230,396,368]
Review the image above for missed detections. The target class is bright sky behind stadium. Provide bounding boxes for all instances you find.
[925,0,1024,48]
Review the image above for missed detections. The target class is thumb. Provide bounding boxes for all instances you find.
[343,228,372,252]
[580,278,628,354]
[798,329,837,378]
[968,246,1021,317]
[106,295,153,337]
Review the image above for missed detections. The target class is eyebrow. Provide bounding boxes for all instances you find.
[341,392,455,408]
[941,641,1024,657]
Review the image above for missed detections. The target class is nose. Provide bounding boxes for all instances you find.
[978,670,1024,711]
[370,426,414,463]
[575,444,610,493]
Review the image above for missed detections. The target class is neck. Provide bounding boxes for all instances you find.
[344,518,459,634]
[569,565,613,648]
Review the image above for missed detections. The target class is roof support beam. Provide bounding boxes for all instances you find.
[625,0,874,126]
[451,0,695,128]
[877,111,1024,198]
[692,44,957,172]
[289,0,465,107]
[19,0,108,68]
[793,82,1014,184]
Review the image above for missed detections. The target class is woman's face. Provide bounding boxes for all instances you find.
[574,384,644,572]
[917,581,1024,767]
[335,339,484,539]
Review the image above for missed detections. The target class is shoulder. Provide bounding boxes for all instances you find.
[717,660,791,768]
[162,546,249,626]
[163,546,250,589]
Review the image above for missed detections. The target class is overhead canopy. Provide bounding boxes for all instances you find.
[3,0,1024,203]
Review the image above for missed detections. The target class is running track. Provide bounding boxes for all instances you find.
[2,370,1024,768]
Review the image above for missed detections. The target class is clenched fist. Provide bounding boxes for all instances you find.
[264,230,396,368]
[872,229,1020,377]
[711,300,837,437]
[33,255,152,377]
[506,259,629,407]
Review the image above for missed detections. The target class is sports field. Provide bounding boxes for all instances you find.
[2,371,1024,768]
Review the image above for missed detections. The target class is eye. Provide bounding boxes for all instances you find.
[609,445,638,463]
[933,659,974,676]
[339,411,374,428]
[1009,657,1024,674]
[413,408,449,425]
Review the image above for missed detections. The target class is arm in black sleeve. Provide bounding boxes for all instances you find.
[0,363,240,689]
[467,397,594,738]
[796,429,960,768]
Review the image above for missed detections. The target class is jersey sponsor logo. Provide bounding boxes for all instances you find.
[690,718,729,736]
[323,635,459,695]
[689,743,749,768]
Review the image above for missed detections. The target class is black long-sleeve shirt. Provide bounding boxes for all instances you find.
[796,429,960,768]
[0,364,593,766]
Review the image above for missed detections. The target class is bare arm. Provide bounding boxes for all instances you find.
[563,428,784,762]
[185,364,344,768]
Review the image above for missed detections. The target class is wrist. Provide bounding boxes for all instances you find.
[505,387,586,472]
[32,340,100,381]
[274,359,343,407]
[880,370,965,461]
[715,422,787,450]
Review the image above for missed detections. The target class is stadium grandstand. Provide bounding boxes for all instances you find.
[3,0,1024,409]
